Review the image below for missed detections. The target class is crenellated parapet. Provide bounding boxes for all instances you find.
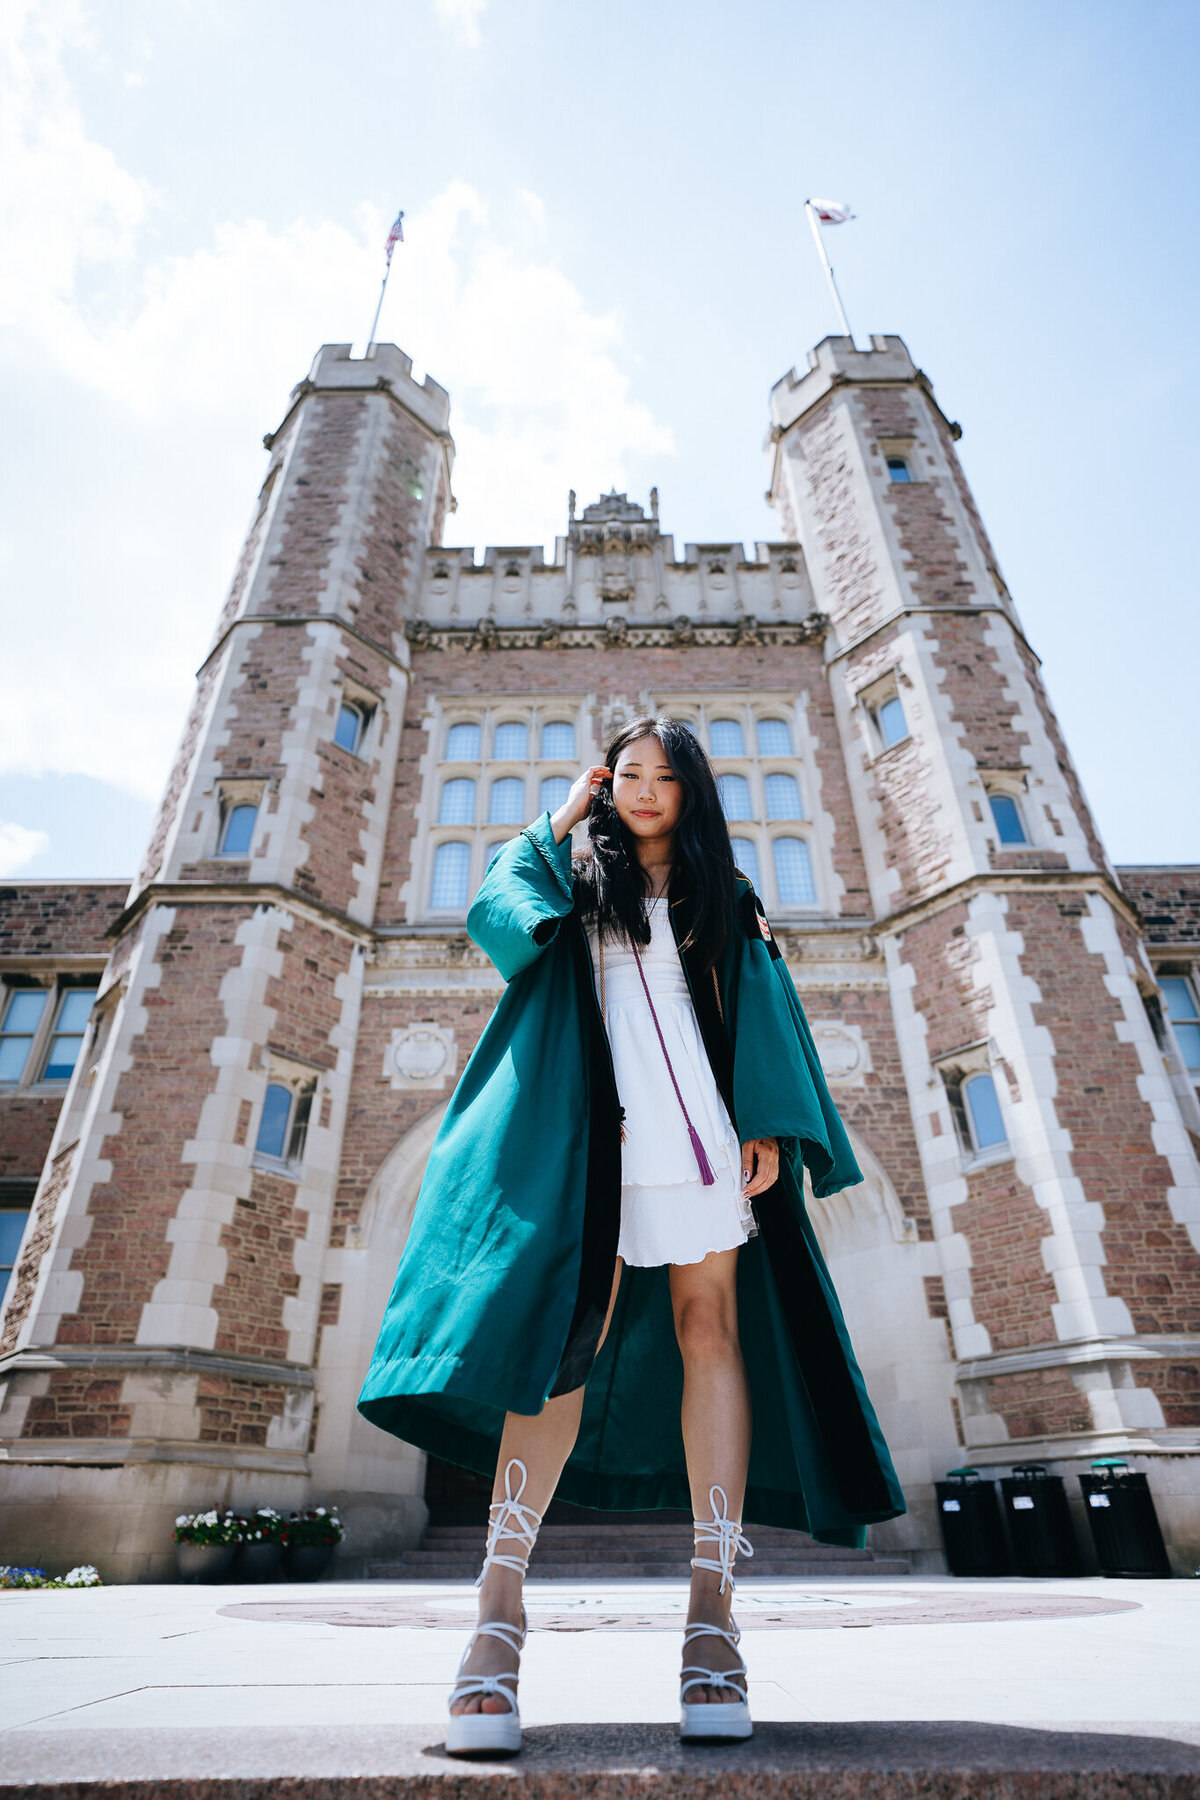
[418,490,817,630]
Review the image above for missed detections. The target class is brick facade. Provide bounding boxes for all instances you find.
[2,333,1198,1578]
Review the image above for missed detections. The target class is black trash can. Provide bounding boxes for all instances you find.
[1079,1459,1172,1578]
[1000,1463,1080,1576]
[936,1467,1010,1576]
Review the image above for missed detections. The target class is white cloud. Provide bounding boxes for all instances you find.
[0,9,673,802]
[434,0,487,48]
[0,822,49,877]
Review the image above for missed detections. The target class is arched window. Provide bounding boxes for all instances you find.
[431,842,471,910]
[876,694,908,747]
[764,773,805,820]
[963,1071,1006,1151]
[710,719,745,757]
[492,722,528,761]
[254,1079,315,1165]
[334,701,366,754]
[541,722,575,759]
[0,989,48,1083]
[41,988,97,1082]
[489,778,526,824]
[988,793,1027,845]
[0,1203,30,1304]
[539,776,571,814]
[1161,976,1200,1071]
[756,718,792,756]
[773,837,816,905]
[717,774,752,821]
[730,838,760,891]
[445,722,482,761]
[438,778,476,826]
[219,802,258,857]
[886,456,911,482]
[254,1083,293,1159]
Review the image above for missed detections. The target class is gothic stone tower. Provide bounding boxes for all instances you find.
[768,335,1200,1559]
[0,345,454,1574]
[2,333,1198,1578]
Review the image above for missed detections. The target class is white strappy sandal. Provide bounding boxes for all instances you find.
[680,1482,754,1742]
[444,1457,543,1758]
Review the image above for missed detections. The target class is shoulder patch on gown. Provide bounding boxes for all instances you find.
[739,885,783,960]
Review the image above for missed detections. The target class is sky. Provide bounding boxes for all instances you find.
[1,0,1197,880]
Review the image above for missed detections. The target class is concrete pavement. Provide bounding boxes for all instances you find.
[1,1574,1198,1794]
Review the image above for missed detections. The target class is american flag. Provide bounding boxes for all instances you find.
[809,198,854,224]
[384,209,405,264]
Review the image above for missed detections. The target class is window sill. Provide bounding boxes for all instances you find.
[961,1143,1013,1173]
[250,1154,304,1184]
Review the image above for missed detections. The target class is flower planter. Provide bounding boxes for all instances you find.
[233,1541,284,1583]
[282,1543,335,1582]
[176,1542,237,1584]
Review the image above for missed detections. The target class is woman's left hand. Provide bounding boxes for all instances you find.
[740,1137,779,1198]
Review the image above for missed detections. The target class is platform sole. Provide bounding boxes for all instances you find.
[680,1700,753,1742]
[444,1710,523,1757]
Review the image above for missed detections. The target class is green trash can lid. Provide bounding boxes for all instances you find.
[946,1466,982,1480]
[1091,1457,1128,1469]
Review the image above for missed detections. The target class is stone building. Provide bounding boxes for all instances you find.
[2,333,1199,1579]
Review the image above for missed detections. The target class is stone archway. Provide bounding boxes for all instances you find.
[315,1109,958,1567]
[806,1127,960,1566]
[307,1104,448,1561]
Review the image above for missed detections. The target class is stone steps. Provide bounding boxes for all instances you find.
[369,1521,909,1580]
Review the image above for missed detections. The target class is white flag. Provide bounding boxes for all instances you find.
[809,198,855,224]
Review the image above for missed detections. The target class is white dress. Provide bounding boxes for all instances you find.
[585,897,756,1267]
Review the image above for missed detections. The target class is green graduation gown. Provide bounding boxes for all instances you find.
[358,810,905,1542]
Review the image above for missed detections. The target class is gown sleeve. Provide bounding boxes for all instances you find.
[466,809,577,982]
[730,885,864,1199]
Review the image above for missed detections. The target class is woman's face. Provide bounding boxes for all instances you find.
[609,734,684,846]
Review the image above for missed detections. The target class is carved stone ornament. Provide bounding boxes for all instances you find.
[599,696,636,739]
[810,1021,871,1086]
[397,616,829,652]
[385,1023,457,1091]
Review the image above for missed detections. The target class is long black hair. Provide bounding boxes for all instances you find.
[574,713,739,971]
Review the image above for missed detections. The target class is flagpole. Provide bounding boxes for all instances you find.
[804,200,856,346]
[367,210,405,356]
[366,265,391,356]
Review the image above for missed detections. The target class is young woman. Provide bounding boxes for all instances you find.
[358,714,904,1755]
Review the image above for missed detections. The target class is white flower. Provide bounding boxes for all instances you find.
[62,1565,101,1587]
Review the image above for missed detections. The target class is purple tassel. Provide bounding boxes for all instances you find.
[688,1124,717,1186]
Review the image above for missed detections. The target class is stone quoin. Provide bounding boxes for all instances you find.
[1,335,1198,1579]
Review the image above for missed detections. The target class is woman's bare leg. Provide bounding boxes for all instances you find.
[669,1246,751,1704]
[451,1258,624,1715]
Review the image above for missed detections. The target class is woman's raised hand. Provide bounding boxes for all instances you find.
[550,765,612,844]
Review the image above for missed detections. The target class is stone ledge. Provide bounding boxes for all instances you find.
[2,1720,1199,1797]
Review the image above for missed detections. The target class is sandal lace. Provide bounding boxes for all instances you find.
[474,1456,543,1585]
[450,1458,543,1723]
[680,1620,748,1704]
[690,1483,754,1596]
[449,1618,526,1714]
